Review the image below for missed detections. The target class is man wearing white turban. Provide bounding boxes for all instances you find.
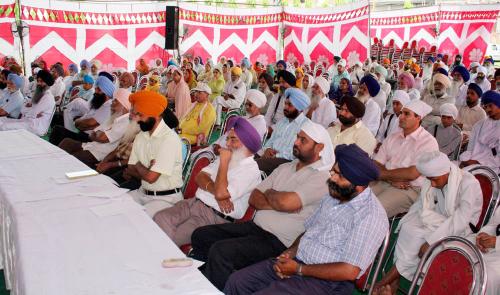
[305,77,337,128]
[425,103,461,159]
[474,66,491,94]
[243,89,267,140]
[373,151,482,295]
[372,100,439,217]
[421,73,455,128]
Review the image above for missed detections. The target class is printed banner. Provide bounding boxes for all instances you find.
[283,2,370,67]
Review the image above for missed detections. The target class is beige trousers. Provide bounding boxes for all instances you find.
[370,181,420,218]
[153,198,229,246]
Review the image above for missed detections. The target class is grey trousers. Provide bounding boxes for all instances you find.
[153,198,229,246]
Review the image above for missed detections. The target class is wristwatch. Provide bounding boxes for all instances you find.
[296,263,303,276]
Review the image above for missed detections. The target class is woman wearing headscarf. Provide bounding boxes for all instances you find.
[330,77,354,106]
[146,74,161,92]
[193,56,204,75]
[295,67,304,89]
[167,67,192,119]
[266,64,275,79]
[197,59,214,83]
[220,63,229,82]
[136,58,150,76]
[257,72,275,114]
[208,65,225,102]
[302,73,314,99]
[183,68,197,90]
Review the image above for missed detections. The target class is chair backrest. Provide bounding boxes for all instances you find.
[182,151,216,199]
[464,165,500,229]
[450,124,463,161]
[410,40,417,49]
[70,86,80,98]
[355,230,391,293]
[221,110,241,136]
[180,137,191,173]
[409,236,487,295]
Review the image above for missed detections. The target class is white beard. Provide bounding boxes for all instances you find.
[356,91,370,104]
[449,80,462,98]
[310,94,321,105]
[228,147,250,170]
[121,121,140,143]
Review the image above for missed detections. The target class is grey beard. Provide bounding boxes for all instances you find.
[32,86,47,104]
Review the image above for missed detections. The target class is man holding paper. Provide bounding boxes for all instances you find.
[125,91,184,217]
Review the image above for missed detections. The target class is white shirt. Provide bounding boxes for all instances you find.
[264,92,285,128]
[310,96,337,128]
[50,76,66,102]
[246,114,267,140]
[196,156,261,219]
[375,126,439,187]
[82,113,130,161]
[376,113,401,143]
[474,78,491,94]
[220,78,246,109]
[460,118,500,174]
[79,99,112,134]
[21,91,55,135]
[455,84,469,108]
[241,70,253,90]
[362,98,382,136]
[408,88,421,101]
[128,120,184,191]
[372,89,387,112]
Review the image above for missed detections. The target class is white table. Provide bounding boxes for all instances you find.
[0,130,221,295]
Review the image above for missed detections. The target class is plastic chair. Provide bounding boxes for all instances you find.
[181,150,216,199]
[408,236,487,295]
[39,105,56,137]
[181,137,191,173]
[464,165,500,230]
[70,86,80,98]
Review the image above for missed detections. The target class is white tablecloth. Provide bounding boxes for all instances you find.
[0,130,221,295]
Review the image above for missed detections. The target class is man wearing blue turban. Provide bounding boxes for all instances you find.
[257,87,311,175]
[0,73,25,119]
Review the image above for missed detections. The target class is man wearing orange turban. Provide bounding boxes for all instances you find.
[126,90,184,217]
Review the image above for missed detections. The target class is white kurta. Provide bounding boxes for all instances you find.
[394,167,482,280]
[264,92,285,129]
[467,207,500,295]
[0,91,55,136]
[460,118,500,174]
[215,78,247,125]
[408,88,421,101]
[362,98,382,136]
[422,93,455,128]
[310,96,337,128]
[372,89,388,112]
[50,77,66,104]
[81,113,130,161]
[376,113,401,144]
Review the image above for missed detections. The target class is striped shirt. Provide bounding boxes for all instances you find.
[296,188,388,278]
[263,113,309,160]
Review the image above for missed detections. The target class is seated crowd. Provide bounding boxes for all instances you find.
[0,52,499,294]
